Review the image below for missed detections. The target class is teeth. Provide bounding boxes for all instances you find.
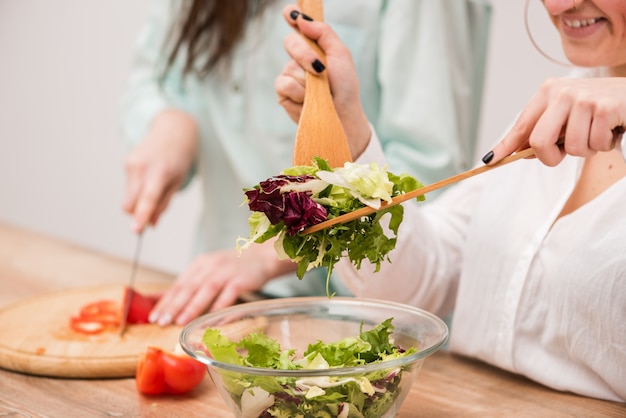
[564,18,599,28]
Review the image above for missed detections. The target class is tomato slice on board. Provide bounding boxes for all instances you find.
[136,346,206,395]
[68,287,160,335]
[69,317,107,335]
[78,300,121,326]
[79,300,120,318]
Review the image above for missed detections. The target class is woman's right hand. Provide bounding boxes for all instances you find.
[122,109,198,232]
[275,4,372,160]
[484,77,626,167]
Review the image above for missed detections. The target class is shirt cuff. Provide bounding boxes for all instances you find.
[354,123,387,166]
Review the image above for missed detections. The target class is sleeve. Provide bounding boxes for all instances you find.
[340,130,485,318]
[354,123,386,166]
[118,0,198,150]
[374,0,492,188]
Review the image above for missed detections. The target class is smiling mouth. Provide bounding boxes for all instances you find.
[563,17,606,28]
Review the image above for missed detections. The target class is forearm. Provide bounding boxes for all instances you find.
[147,109,198,150]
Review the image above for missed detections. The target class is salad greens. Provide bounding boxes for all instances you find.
[237,158,423,294]
[202,318,418,418]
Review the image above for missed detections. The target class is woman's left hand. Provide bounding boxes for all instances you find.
[147,240,296,326]
[485,77,626,166]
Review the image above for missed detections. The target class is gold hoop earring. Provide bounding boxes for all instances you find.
[524,0,573,67]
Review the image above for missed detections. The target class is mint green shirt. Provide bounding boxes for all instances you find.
[120,0,491,297]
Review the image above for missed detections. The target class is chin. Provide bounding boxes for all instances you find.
[562,48,601,68]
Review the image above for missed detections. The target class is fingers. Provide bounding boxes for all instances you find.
[282,5,323,74]
[148,182,177,227]
[147,249,277,326]
[122,167,142,217]
[123,151,183,233]
[167,280,218,325]
[123,160,150,233]
[131,169,170,232]
[527,93,570,166]
[209,285,241,313]
[283,26,326,75]
[561,96,594,158]
[275,59,306,123]
[149,259,216,326]
[483,78,626,167]
[282,4,350,76]
[589,104,625,152]
[282,5,302,30]
[483,81,551,165]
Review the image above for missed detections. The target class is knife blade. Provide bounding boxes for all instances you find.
[119,232,143,337]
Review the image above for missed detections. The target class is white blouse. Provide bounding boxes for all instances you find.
[339,130,626,402]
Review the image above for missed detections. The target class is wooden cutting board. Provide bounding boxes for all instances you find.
[0,283,184,378]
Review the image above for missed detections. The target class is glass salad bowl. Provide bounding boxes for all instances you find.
[180,297,448,418]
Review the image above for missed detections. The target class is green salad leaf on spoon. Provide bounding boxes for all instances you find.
[237,158,423,294]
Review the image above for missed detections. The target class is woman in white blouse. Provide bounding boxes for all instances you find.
[277,0,626,402]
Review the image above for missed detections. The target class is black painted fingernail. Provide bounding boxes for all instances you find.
[312,59,325,73]
[482,150,494,164]
[289,10,300,20]
[301,13,313,21]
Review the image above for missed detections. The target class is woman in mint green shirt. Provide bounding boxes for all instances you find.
[120,0,491,326]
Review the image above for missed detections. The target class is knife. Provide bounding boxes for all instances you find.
[119,232,143,337]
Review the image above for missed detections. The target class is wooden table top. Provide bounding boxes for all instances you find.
[0,221,624,417]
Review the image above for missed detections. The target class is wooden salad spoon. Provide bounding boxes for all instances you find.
[292,0,353,168]
[302,147,537,234]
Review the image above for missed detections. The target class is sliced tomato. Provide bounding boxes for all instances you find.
[69,287,160,335]
[82,312,121,325]
[79,300,120,318]
[136,346,206,395]
[124,287,159,324]
[69,316,106,335]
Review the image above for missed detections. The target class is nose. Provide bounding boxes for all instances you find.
[543,0,579,14]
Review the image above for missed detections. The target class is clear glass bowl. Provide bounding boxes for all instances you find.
[180,297,448,418]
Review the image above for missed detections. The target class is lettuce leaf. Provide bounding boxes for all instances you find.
[238,157,424,293]
[201,318,417,418]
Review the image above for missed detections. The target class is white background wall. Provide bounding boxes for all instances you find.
[0,1,568,275]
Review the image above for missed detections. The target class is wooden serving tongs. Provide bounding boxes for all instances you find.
[303,147,537,234]
[292,0,352,168]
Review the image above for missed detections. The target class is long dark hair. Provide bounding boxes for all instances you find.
[164,0,274,78]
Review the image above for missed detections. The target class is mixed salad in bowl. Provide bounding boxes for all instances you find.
[180,297,449,418]
[202,318,413,417]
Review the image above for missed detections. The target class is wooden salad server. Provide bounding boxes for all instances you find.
[303,147,537,234]
[292,0,353,168]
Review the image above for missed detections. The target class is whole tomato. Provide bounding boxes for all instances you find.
[136,346,206,395]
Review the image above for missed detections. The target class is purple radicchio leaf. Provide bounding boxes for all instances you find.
[245,187,285,224]
[283,192,327,235]
[245,175,324,230]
